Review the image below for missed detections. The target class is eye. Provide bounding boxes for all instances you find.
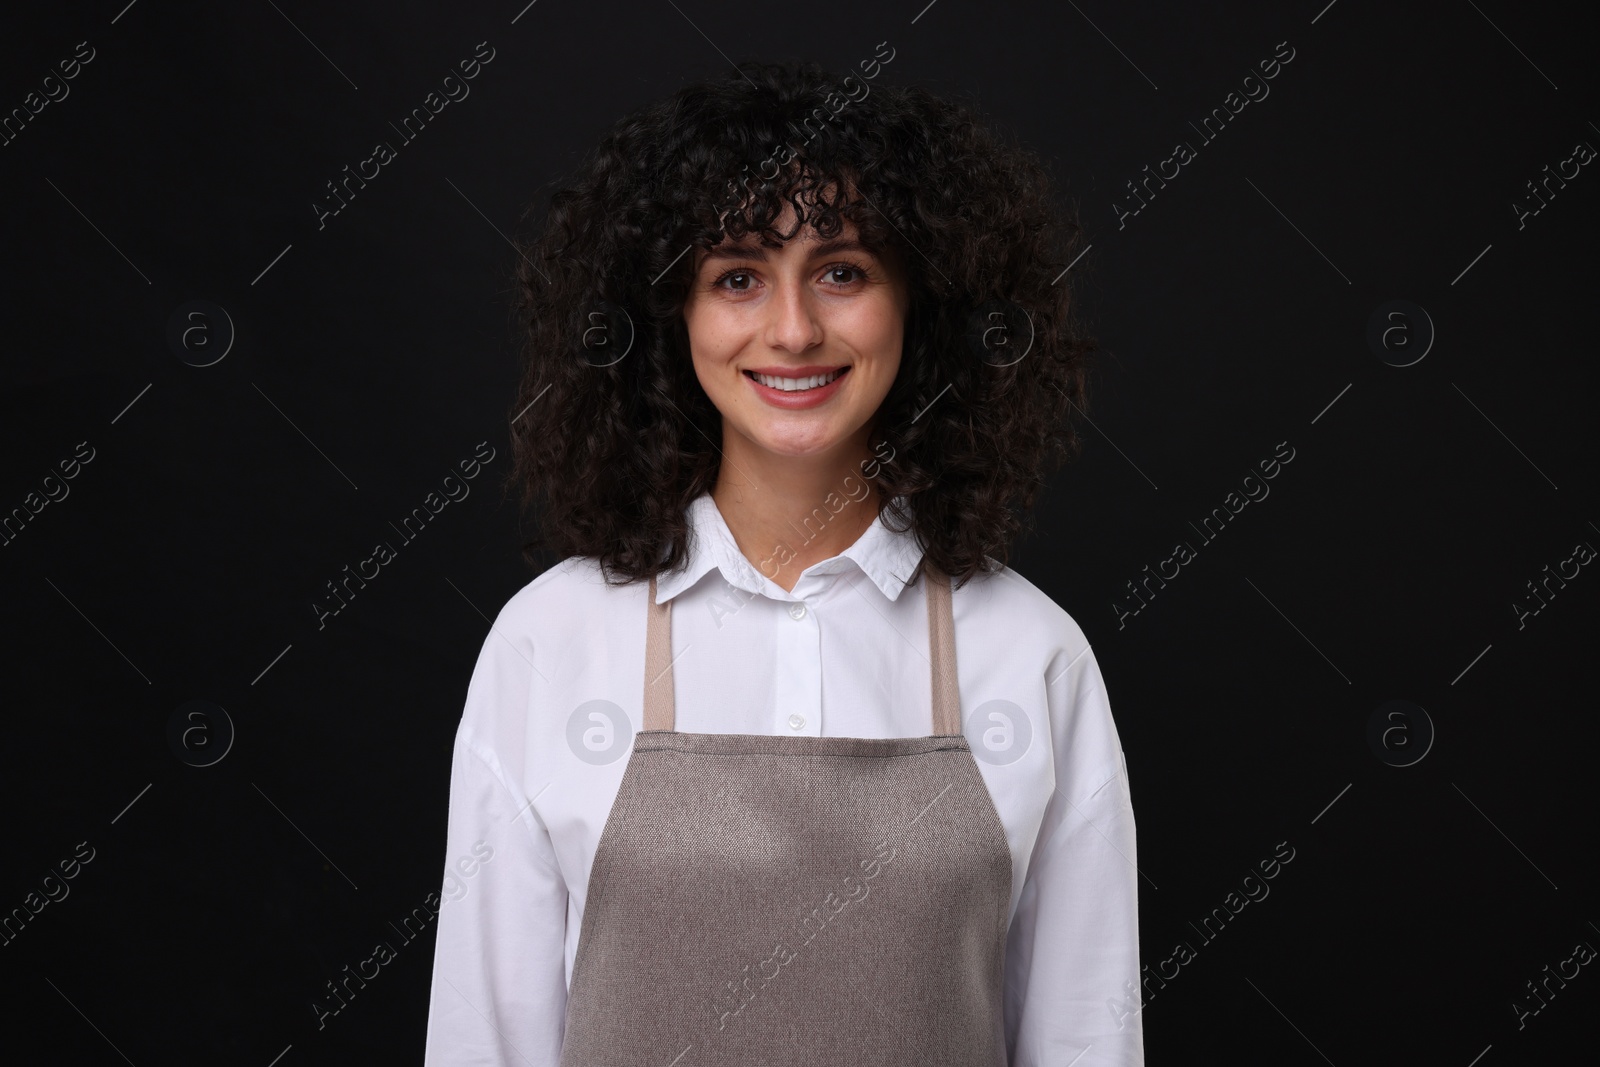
[822,260,872,286]
[710,268,757,291]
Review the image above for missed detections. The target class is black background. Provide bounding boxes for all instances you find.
[2,1,1594,1063]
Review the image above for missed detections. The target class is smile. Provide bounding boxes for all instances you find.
[742,365,851,410]
[744,367,848,392]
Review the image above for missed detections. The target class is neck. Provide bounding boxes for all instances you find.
[711,426,882,594]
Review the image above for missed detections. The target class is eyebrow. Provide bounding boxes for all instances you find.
[698,236,878,266]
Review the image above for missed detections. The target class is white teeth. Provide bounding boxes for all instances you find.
[752,368,844,391]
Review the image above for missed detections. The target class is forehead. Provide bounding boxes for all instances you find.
[695,217,881,267]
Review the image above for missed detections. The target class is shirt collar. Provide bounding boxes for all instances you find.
[654,491,926,604]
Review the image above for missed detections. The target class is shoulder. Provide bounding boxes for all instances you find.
[954,558,1094,670]
[458,555,642,739]
[492,553,660,634]
[469,556,645,678]
[492,555,631,627]
[963,560,1128,796]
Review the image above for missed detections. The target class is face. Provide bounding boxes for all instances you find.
[682,206,910,467]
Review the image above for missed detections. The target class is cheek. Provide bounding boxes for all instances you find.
[684,307,743,369]
[841,301,905,371]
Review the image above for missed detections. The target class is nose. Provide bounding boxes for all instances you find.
[761,275,825,354]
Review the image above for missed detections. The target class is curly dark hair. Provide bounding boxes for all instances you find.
[505,56,1095,589]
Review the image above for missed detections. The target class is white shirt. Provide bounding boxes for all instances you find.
[423,491,1144,1066]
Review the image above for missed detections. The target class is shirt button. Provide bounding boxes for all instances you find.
[787,602,807,620]
[788,713,806,730]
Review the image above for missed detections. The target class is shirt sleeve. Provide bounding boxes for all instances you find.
[423,625,569,1066]
[1005,642,1145,1066]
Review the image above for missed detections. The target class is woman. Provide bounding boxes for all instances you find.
[423,58,1143,1066]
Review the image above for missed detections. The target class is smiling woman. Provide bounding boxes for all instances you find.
[425,58,1143,1067]
[503,59,1095,589]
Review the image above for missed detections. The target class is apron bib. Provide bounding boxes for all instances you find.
[558,564,1012,1066]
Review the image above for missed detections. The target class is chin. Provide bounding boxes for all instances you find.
[748,426,846,458]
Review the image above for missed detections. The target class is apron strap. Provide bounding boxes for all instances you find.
[644,573,676,731]
[924,564,962,736]
[643,562,962,736]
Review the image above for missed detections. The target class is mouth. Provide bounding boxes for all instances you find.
[742,366,850,392]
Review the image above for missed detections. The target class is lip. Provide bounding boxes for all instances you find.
[744,364,847,377]
[743,365,850,410]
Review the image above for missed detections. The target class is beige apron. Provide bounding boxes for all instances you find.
[558,564,1013,1066]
